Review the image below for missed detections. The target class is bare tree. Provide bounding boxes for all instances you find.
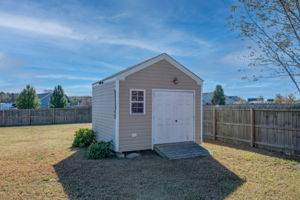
[228,0,300,93]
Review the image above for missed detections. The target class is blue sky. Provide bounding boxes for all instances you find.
[0,0,298,99]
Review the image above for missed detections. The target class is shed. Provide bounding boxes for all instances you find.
[92,53,204,152]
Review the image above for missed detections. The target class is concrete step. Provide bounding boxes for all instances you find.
[154,141,210,159]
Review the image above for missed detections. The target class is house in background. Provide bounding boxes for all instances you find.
[203,92,242,105]
[38,92,92,109]
[226,96,243,104]
[247,98,265,104]
[92,53,203,152]
[203,93,213,105]
[38,92,52,108]
[1,91,52,109]
[69,96,92,107]
[0,103,15,110]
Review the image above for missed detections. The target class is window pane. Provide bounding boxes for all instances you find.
[131,90,144,102]
[131,102,144,113]
[138,97,144,101]
[132,91,138,95]
[132,107,138,113]
[131,92,137,101]
[132,96,138,101]
[137,103,143,108]
[132,103,138,108]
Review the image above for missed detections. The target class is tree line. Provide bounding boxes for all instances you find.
[16,85,68,109]
[211,84,298,105]
[0,92,18,103]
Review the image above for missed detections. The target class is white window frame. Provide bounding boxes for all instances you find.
[130,89,146,115]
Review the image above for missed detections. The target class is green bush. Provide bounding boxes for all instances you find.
[87,141,113,159]
[72,128,95,147]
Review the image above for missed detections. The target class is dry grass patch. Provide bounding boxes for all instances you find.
[202,141,300,200]
[0,124,299,200]
[0,124,91,200]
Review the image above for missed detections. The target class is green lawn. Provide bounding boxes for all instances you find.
[0,124,299,200]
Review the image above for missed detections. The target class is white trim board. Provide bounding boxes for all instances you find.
[200,84,203,143]
[115,80,119,152]
[92,78,117,88]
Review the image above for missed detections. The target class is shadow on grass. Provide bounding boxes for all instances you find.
[54,148,244,200]
[204,139,300,162]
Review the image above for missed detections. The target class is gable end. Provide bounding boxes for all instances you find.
[93,53,204,86]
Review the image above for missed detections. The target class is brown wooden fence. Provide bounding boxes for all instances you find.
[203,105,300,154]
[0,106,92,126]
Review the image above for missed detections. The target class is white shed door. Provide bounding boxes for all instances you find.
[152,90,194,145]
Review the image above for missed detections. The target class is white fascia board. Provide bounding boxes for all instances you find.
[115,79,120,152]
[92,77,117,88]
[200,84,203,143]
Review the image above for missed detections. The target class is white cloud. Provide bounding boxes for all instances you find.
[95,12,130,21]
[0,52,25,70]
[85,60,123,70]
[220,49,252,67]
[36,74,100,81]
[64,84,91,89]
[0,12,215,57]
[0,12,83,39]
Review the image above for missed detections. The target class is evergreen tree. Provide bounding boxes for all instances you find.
[16,85,41,109]
[50,85,68,108]
[211,85,226,105]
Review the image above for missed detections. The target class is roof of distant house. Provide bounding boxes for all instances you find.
[248,98,264,102]
[203,92,213,104]
[38,92,52,108]
[203,92,241,104]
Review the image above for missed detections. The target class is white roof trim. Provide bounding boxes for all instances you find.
[92,78,116,88]
[104,53,203,85]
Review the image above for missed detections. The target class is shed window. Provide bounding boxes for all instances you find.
[130,89,145,114]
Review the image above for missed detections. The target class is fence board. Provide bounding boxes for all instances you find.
[0,106,92,127]
[203,105,300,154]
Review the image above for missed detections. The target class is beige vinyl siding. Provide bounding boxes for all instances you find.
[119,59,201,152]
[92,81,116,150]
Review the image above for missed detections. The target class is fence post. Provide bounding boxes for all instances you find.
[52,108,55,124]
[2,110,4,126]
[75,108,77,123]
[28,109,31,125]
[250,108,255,147]
[212,107,217,140]
[89,106,92,122]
